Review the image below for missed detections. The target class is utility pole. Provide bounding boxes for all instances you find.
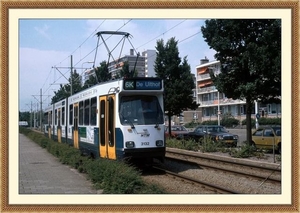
[30,101,32,128]
[255,101,259,129]
[32,89,46,132]
[33,104,36,128]
[40,88,43,132]
[71,55,73,95]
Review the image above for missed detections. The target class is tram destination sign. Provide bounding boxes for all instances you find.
[123,78,162,90]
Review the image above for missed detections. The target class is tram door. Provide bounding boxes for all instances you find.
[73,103,79,149]
[99,95,116,160]
[57,109,61,143]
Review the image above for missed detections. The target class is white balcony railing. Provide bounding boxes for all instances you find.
[197,86,217,93]
[197,73,211,80]
[199,98,246,106]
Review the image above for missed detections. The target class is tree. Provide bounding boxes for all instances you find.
[83,61,111,89]
[155,37,199,136]
[201,19,281,143]
[19,111,30,123]
[51,70,83,104]
[118,61,137,78]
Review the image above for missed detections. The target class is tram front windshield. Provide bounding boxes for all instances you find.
[120,95,164,125]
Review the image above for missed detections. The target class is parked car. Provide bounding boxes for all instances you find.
[165,125,189,140]
[184,125,238,147]
[251,126,281,154]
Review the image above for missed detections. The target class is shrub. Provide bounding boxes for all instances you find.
[200,136,219,152]
[241,118,256,128]
[166,138,199,151]
[83,158,165,194]
[241,117,281,127]
[221,117,239,128]
[201,120,218,125]
[257,117,281,126]
[184,121,201,128]
[19,127,31,135]
[229,144,257,158]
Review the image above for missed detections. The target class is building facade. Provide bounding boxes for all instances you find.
[142,49,157,77]
[108,49,146,78]
[173,57,281,125]
[196,58,281,123]
[83,49,157,82]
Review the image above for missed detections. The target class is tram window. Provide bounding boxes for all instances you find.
[44,113,48,124]
[55,109,57,125]
[69,104,73,125]
[62,107,65,125]
[108,97,114,147]
[91,97,97,125]
[79,101,84,125]
[58,109,61,126]
[84,99,90,125]
[100,100,105,146]
[120,95,164,125]
[50,112,52,125]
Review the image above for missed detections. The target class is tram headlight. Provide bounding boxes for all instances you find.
[125,141,135,148]
[156,140,164,147]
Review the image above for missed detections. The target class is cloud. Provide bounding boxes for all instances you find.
[34,24,51,40]
[19,47,71,110]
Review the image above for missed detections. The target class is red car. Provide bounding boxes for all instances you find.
[165,125,189,139]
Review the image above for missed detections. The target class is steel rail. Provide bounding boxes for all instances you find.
[166,150,281,184]
[152,166,240,194]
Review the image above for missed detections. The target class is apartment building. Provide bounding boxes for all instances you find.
[195,58,281,123]
[142,49,157,77]
[108,49,146,78]
[83,49,157,82]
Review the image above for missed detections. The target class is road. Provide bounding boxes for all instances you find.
[227,128,248,146]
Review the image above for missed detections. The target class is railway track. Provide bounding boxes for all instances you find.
[143,147,281,194]
[166,148,281,184]
[151,166,240,194]
[141,148,281,194]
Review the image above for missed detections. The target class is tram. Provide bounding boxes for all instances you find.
[44,77,165,163]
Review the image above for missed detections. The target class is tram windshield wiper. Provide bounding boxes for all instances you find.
[154,113,163,128]
[120,112,135,129]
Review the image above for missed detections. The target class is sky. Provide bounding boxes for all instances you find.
[19,19,217,112]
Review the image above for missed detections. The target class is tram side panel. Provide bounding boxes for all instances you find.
[67,89,101,158]
[77,97,99,158]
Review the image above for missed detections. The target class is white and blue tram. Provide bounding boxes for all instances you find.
[44,78,165,163]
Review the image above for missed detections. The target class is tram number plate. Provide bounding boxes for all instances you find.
[141,142,149,146]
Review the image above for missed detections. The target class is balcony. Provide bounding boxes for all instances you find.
[197,73,211,80]
[199,98,246,107]
[197,86,217,94]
